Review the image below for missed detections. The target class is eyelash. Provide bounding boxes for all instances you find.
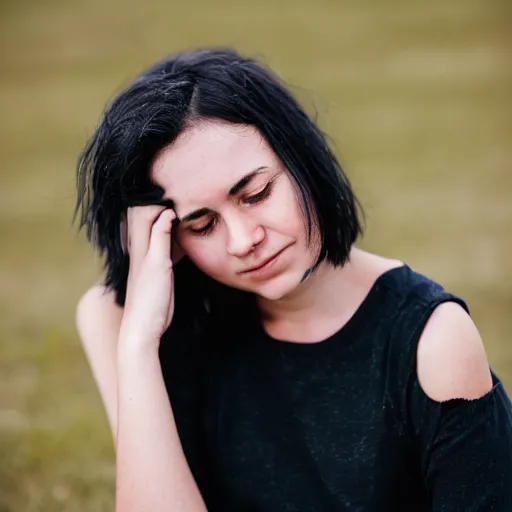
[189,218,216,236]
[242,181,273,205]
[189,181,275,236]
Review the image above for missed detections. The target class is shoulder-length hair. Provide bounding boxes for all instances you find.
[75,48,363,325]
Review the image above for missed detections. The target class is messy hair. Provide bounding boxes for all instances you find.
[75,47,363,310]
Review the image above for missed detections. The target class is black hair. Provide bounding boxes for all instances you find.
[75,47,363,314]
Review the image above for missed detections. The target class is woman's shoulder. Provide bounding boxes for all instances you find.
[76,283,123,335]
[374,259,465,313]
[355,251,458,309]
[415,300,493,402]
[376,263,493,403]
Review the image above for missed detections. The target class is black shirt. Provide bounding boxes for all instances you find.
[159,264,512,511]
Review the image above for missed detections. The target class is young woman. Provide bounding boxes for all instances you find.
[75,48,512,511]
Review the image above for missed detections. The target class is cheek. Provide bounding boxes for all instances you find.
[266,185,307,238]
[177,236,228,277]
[269,184,321,256]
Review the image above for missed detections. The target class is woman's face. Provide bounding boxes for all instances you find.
[151,121,320,300]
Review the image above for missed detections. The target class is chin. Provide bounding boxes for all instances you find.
[251,271,304,301]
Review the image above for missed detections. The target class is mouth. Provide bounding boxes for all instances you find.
[239,245,291,275]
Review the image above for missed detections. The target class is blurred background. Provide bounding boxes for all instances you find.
[0,0,510,510]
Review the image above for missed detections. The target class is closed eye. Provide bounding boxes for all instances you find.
[242,181,273,205]
[188,217,216,236]
[185,176,277,236]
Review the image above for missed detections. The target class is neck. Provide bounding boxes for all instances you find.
[257,248,362,323]
[255,248,403,341]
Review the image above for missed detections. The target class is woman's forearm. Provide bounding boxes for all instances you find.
[115,339,207,512]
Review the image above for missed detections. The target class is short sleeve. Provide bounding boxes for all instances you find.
[410,371,512,511]
[390,292,512,511]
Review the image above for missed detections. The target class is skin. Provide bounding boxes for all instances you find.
[150,121,400,340]
[151,121,322,303]
[76,119,493,511]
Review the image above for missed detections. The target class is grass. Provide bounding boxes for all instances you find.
[0,0,510,509]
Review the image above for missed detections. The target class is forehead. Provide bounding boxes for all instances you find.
[151,121,277,209]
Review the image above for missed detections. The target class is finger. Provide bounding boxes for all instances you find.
[127,205,167,263]
[148,209,176,260]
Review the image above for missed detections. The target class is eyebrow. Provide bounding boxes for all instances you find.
[178,166,268,223]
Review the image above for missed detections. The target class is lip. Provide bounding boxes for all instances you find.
[239,245,291,276]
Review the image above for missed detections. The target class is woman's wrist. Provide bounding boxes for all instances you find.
[117,330,161,363]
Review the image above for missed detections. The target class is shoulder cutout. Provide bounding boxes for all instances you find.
[416,301,493,402]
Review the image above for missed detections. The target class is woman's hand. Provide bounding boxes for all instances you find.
[115,207,207,512]
[119,206,179,347]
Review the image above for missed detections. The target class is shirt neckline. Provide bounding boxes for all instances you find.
[251,263,409,353]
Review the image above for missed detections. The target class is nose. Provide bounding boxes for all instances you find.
[225,213,265,257]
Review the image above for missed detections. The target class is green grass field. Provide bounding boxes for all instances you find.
[0,0,510,509]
